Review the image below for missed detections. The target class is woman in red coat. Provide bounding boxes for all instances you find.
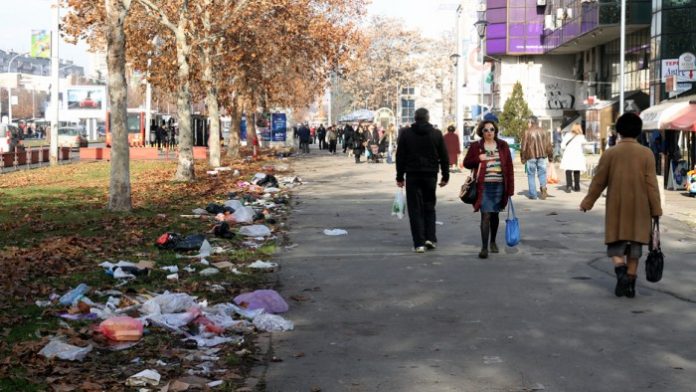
[443,125,461,171]
[463,120,515,258]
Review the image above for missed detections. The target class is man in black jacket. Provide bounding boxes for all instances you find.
[396,108,449,253]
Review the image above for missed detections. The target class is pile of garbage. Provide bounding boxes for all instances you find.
[32,166,302,389]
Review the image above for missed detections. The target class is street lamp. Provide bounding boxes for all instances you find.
[474,2,488,122]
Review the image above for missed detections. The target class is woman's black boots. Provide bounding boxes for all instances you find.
[565,171,572,193]
[479,213,490,258]
[573,171,581,192]
[614,265,630,297]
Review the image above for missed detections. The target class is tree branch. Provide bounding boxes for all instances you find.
[134,0,177,32]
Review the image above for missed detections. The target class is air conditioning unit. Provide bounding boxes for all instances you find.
[556,8,565,20]
[537,0,546,6]
[566,8,573,19]
[544,14,555,30]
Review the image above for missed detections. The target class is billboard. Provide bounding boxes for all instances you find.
[31,30,50,59]
[67,86,105,110]
[271,113,287,142]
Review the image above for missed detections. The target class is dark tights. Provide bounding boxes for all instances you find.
[480,212,500,249]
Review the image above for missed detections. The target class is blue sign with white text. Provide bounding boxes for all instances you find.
[272,113,287,142]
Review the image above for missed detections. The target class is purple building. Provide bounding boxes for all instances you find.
[486,0,546,55]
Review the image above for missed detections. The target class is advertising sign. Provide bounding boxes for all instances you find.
[67,86,105,110]
[240,115,247,141]
[662,59,696,82]
[271,113,287,142]
[679,52,696,80]
[31,30,50,59]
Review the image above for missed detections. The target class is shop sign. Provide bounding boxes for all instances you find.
[662,59,696,82]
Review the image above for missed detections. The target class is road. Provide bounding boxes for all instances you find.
[259,146,696,392]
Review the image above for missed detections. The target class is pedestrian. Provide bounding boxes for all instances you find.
[327,125,338,154]
[353,123,366,163]
[560,123,587,193]
[342,123,354,154]
[395,108,449,253]
[520,116,553,200]
[580,113,662,298]
[297,123,311,154]
[463,120,515,259]
[317,124,327,150]
[443,125,461,172]
[552,126,562,162]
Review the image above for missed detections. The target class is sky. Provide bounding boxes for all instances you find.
[0,0,455,69]
[367,0,456,39]
[0,0,89,66]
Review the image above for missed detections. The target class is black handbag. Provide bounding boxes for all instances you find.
[645,218,664,283]
[460,163,480,204]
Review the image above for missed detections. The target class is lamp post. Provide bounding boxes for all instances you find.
[474,2,488,122]
[449,52,460,126]
[619,0,626,115]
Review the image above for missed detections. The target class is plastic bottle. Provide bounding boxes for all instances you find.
[59,284,90,306]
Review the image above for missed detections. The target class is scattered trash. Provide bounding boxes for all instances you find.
[232,206,255,224]
[483,356,503,364]
[436,221,444,225]
[239,225,272,237]
[248,260,278,270]
[125,369,161,387]
[253,313,294,332]
[323,229,347,236]
[98,317,144,341]
[59,284,90,306]
[167,273,179,281]
[162,265,179,273]
[212,261,235,270]
[39,338,93,361]
[142,293,198,315]
[200,268,220,276]
[234,290,289,314]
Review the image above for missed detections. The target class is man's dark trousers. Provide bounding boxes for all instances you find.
[405,173,438,248]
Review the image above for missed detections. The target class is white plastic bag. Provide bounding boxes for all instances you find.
[232,206,255,223]
[39,339,93,361]
[323,229,348,236]
[253,313,294,332]
[239,225,272,237]
[141,292,198,315]
[391,190,406,219]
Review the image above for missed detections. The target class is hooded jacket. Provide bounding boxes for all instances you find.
[395,121,449,183]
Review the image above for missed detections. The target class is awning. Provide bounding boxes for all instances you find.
[640,101,691,130]
[663,103,696,132]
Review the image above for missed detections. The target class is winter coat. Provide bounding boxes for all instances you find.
[297,126,311,143]
[580,138,662,244]
[395,121,449,183]
[443,132,461,165]
[463,139,515,212]
[520,127,553,163]
[559,132,587,172]
[327,129,337,141]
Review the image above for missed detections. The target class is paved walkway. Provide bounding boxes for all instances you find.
[260,147,696,392]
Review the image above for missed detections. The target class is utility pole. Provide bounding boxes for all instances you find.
[619,0,626,115]
[50,0,60,166]
[455,4,464,151]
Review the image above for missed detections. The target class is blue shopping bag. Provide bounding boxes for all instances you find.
[505,197,520,247]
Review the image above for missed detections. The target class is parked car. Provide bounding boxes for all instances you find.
[58,127,89,148]
[0,123,23,153]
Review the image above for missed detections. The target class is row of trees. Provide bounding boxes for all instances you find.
[62,0,367,211]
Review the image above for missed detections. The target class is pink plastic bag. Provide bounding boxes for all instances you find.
[234,290,288,314]
[98,317,144,341]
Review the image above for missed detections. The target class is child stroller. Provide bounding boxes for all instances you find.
[686,168,696,197]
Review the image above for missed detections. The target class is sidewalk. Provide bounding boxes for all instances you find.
[260,145,696,392]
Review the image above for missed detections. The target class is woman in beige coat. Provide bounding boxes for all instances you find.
[580,113,662,298]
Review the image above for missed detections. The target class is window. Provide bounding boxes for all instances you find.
[401,99,415,124]
[401,87,415,95]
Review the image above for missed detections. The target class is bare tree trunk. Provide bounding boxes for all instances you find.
[202,48,221,167]
[105,0,132,211]
[226,94,241,159]
[173,26,195,181]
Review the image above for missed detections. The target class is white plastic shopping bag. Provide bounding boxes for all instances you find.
[391,190,406,219]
